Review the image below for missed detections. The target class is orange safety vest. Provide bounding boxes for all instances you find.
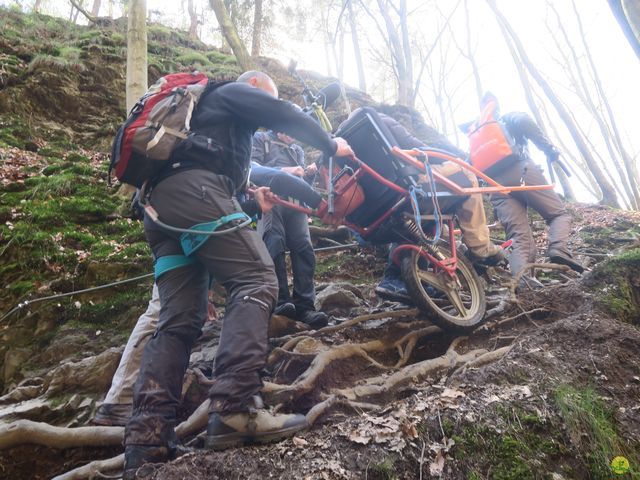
[467,98,516,173]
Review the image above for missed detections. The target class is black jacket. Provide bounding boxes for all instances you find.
[501,112,557,159]
[250,131,306,169]
[170,81,337,191]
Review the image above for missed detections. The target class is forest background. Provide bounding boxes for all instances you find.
[5,0,640,209]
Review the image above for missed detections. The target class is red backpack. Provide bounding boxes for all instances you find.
[467,97,516,174]
[109,72,210,187]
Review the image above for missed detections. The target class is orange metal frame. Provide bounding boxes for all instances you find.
[390,147,555,195]
[252,147,556,281]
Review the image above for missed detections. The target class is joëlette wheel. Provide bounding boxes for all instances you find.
[401,246,486,332]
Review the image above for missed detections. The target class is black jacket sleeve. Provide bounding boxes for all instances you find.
[501,112,557,156]
[216,83,338,156]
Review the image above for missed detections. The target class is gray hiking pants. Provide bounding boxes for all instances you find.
[104,284,160,405]
[258,205,316,312]
[125,169,277,447]
[491,159,572,278]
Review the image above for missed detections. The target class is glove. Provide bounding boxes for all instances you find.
[546,146,560,163]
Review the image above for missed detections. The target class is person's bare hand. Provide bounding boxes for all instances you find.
[305,163,318,175]
[282,166,305,177]
[253,186,279,214]
[334,137,354,158]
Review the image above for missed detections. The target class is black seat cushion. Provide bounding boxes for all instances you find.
[334,108,421,227]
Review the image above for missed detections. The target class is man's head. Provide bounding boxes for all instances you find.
[480,91,499,110]
[237,70,278,98]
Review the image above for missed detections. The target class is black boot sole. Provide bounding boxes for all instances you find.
[205,423,308,450]
[549,254,584,273]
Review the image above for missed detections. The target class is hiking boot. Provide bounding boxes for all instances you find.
[375,277,411,302]
[92,402,132,427]
[466,248,508,268]
[123,445,171,480]
[296,309,329,330]
[123,441,191,479]
[548,249,584,273]
[516,275,545,293]
[205,403,308,450]
[274,302,296,319]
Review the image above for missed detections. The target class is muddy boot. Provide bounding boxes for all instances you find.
[274,302,296,319]
[466,248,508,268]
[548,249,584,273]
[92,403,132,427]
[205,396,308,450]
[296,309,329,330]
[122,445,170,480]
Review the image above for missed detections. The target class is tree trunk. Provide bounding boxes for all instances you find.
[90,0,101,17]
[187,0,199,40]
[251,0,263,57]
[320,2,334,77]
[69,0,97,24]
[497,10,575,201]
[209,0,252,71]
[608,0,640,59]
[33,0,42,13]
[463,0,483,104]
[376,0,412,106]
[486,0,619,208]
[126,0,148,113]
[347,0,366,92]
[399,0,414,107]
[571,0,639,209]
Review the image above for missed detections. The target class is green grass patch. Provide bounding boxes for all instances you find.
[555,385,639,479]
[451,407,568,480]
[176,51,213,67]
[588,248,640,324]
[370,456,397,480]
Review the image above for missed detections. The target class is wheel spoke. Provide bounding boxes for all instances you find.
[445,287,468,317]
[417,270,447,291]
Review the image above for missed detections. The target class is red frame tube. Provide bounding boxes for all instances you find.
[389,217,459,278]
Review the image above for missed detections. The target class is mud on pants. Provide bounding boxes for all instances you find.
[125,169,278,448]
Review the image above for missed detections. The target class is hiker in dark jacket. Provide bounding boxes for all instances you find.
[483,93,583,287]
[251,130,328,329]
[123,70,354,478]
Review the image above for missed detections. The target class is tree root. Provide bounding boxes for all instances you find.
[271,308,420,345]
[306,395,378,425]
[0,420,123,450]
[393,326,441,368]
[331,338,493,401]
[510,262,572,299]
[263,340,387,402]
[52,454,124,480]
[50,400,212,480]
[449,345,513,381]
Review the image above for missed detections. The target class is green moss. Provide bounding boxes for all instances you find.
[7,280,34,297]
[28,53,85,73]
[205,50,236,64]
[176,51,213,67]
[555,385,640,479]
[370,457,397,480]
[64,287,150,327]
[148,24,173,42]
[451,407,568,480]
[588,248,640,324]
